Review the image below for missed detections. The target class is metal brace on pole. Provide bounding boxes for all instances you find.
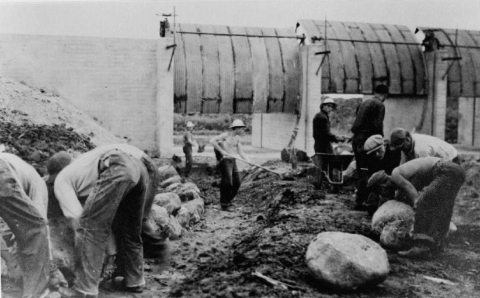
[315,51,331,75]
[167,44,177,71]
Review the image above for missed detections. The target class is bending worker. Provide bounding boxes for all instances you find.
[368,156,465,257]
[210,119,250,211]
[389,127,459,164]
[312,97,345,187]
[0,151,66,298]
[351,84,389,210]
[362,135,401,213]
[51,144,160,297]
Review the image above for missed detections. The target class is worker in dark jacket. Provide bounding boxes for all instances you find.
[351,84,389,210]
[312,97,345,187]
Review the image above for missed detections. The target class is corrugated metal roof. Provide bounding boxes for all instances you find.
[418,27,480,98]
[174,23,300,114]
[298,20,426,95]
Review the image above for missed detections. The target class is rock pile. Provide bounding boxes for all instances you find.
[149,166,206,240]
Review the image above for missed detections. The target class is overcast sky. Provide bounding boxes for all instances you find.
[0,0,479,39]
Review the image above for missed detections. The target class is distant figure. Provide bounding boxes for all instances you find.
[312,97,345,187]
[209,119,250,211]
[183,121,198,177]
[351,84,389,210]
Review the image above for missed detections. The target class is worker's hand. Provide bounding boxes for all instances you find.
[70,218,80,231]
[49,266,68,290]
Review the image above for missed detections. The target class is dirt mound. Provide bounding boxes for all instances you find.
[0,77,121,146]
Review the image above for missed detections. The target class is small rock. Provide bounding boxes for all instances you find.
[168,215,183,240]
[160,175,182,188]
[154,192,182,215]
[371,200,414,249]
[306,231,390,290]
[158,165,179,182]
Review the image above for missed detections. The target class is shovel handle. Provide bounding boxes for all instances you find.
[224,155,282,176]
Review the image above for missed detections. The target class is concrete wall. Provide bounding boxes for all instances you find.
[252,44,429,153]
[0,34,174,156]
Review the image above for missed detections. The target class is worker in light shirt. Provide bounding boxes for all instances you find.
[52,144,158,297]
[389,128,459,164]
[0,152,66,298]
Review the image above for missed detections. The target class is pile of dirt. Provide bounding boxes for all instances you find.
[0,77,121,146]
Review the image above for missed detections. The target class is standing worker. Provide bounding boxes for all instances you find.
[51,144,160,297]
[351,84,389,210]
[389,128,459,164]
[0,152,66,298]
[183,121,198,177]
[210,119,251,211]
[312,97,345,187]
[368,157,465,257]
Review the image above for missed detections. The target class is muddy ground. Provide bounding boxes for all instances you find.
[2,154,480,298]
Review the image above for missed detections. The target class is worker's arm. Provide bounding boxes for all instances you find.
[390,167,419,207]
[236,136,250,163]
[53,174,83,221]
[209,133,229,157]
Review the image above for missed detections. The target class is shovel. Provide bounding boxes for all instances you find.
[226,155,295,181]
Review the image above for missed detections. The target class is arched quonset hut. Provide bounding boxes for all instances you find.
[174,23,300,114]
[255,20,429,154]
[418,27,480,146]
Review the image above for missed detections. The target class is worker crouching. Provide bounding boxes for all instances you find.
[368,157,465,257]
[49,144,162,297]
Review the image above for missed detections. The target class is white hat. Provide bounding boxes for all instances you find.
[230,119,246,129]
[186,121,195,128]
[321,97,337,108]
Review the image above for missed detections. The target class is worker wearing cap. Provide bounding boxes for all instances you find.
[368,156,465,257]
[351,84,389,210]
[312,97,345,187]
[0,152,67,297]
[362,135,401,213]
[389,128,458,164]
[183,121,198,177]
[51,144,161,297]
[209,119,251,211]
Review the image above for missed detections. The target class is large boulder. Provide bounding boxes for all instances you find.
[158,165,179,182]
[160,175,182,188]
[154,193,182,215]
[371,200,414,249]
[306,232,390,291]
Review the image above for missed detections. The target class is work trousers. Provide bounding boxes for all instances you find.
[219,158,241,207]
[0,159,51,298]
[74,150,148,296]
[138,155,167,258]
[414,161,465,245]
[352,132,374,205]
[183,144,193,177]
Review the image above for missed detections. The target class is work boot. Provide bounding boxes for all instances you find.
[102,279,144,293]
[58,287,96,298]
[221,204,234,212]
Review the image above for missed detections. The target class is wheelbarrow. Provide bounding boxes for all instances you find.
[312,153,355,191]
